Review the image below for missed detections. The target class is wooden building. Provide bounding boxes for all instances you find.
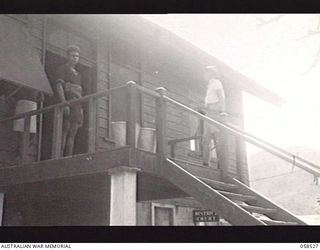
[0,14,312,226]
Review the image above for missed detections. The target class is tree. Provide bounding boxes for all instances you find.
[253,14,320,74]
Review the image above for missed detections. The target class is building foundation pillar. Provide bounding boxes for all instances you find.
[108,166,140,226]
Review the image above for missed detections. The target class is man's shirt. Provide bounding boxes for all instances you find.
[204,78,225,106]
[55,64,82,100]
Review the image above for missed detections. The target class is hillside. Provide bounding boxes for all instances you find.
[249,146,320,216]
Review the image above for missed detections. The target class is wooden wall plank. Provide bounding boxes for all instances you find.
[1,15,248,184]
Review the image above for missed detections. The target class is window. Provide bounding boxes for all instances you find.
[188,113,219,167]
[189,114,203,154]
[190,139,197,152]
[151,203,175,226]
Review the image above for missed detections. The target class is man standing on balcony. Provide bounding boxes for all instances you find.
[203,65,227,167]
[55,45,83,156]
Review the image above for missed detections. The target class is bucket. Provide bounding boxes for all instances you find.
[13,100,37,133]
[111,121,126,147]
[111,121,140,148]
[138,128,156,153]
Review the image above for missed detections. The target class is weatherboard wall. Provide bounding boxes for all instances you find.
[0,14,249,185]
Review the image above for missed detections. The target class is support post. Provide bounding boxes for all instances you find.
[107,43,112,138]
[108,166,140,226]
[155,87,167,156]
[170,143,176,158]
[155,87,167,174]
[21,115,31,164]
[51,106,63,159]
[218,116,229,181]
[37,92,44,161]
[199,116,204,153]
[126,81,138,148]
[88,98,97,154]
[38,16,47,161]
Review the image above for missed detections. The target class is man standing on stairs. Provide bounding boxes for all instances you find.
[54,45,84,156]
[202,65,227,167]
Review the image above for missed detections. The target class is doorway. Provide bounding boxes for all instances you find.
[41,50,94,160]
[151,203,175,226]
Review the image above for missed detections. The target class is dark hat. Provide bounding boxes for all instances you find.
[67,45,80,54]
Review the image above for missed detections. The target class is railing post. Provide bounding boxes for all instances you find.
[170,143,176,158]
[155,87,167,163]
[51,106,63,159]
[199,117,204,153]
[126,81,138,148]
[218,116,229,181]
[20,115,31,164]
[197,109,206,154]
[88,97,97,154]
[37,92,44,161]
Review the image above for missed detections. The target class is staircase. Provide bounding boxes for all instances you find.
[158,93,320,226]
[0,83,315,225]
[162,158,307,225]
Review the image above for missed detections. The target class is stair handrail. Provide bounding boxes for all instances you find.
[159,93,320,178]
[237,128,320,171]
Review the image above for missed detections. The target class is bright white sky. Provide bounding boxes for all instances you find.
[142,14,320,155]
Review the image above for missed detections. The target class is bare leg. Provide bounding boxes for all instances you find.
[65,122,80,156]
[61,119,70,156]
[212,132,220,168]
[211,133,219,168]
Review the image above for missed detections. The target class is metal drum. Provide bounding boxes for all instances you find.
[138,127,156,153]
[13,99,37,133]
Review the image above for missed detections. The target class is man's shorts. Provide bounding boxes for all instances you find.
[204,104,222,135]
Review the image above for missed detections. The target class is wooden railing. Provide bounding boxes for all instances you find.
[1,81,320,181]
[168,135,202,158]
[0,84,128,163]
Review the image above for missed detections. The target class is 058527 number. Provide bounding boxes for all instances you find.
[300,244,319,248]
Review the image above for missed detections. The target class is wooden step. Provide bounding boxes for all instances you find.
[219,190,257,202]
[260,219,298,226]
[197,177,238,191]
[238,203,277,215]
[165,159,267,225]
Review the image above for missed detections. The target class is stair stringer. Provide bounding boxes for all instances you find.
[230,178,307,225]
[163,158,266,225]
